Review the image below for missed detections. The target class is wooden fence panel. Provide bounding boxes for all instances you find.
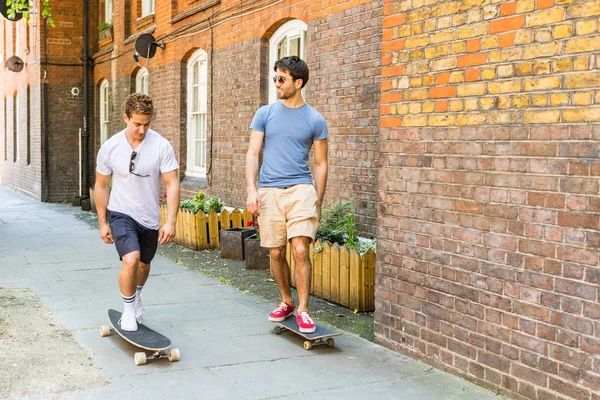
[339,245,350,308]
[195,212,208,249]
[313,243,322,297]
[319,242,331,301]
[349,249,362,311]
[363,249,376,311]
[242,209,254,228]
[329,243,339,304]
[220,209,231,230]
[176,209,184,244]
[230,209,243,228]
[207,211,220,248]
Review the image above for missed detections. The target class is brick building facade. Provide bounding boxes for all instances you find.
[376,1,600,399]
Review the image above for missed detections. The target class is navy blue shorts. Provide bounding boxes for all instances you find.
[107,210,159,264]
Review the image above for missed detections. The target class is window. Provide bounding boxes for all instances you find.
[136,68,148,94]
[268,20,307,104]
[142,0,154,17]
[13,93,18,162]
[100,80,109,144]
[186,50,208,177]
[105,0,114,23]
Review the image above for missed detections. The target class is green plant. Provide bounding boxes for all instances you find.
[179,191,225,214]
[315,201,359,249]
[98,21,112,33]
[5,0,54,26]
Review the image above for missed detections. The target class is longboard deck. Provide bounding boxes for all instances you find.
[108,309,171,351]
[273,317,341,340]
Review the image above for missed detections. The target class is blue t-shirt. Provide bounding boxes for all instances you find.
[250,101,328,188]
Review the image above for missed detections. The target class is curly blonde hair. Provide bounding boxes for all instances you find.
[125,93,154,117]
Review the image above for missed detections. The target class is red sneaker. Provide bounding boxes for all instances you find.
[296,311,316,333]
[269,301,295,322]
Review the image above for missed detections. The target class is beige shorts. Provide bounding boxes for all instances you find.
[258,184,319,248]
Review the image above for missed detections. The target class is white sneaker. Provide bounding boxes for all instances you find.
[119,311,138,332]
[134,294,145,320]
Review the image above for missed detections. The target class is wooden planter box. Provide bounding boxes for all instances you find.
[220,227,256,260]
[244,235,270,270]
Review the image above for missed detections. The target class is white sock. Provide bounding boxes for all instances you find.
[136,285,144,301]
[122,293,135,315]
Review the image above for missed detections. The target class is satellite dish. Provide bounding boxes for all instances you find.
[6,56,24,72]
[134,33,164,59]
[0,3,23,21]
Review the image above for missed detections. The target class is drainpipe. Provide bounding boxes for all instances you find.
[82,0,90,196]
[42,15,49,202]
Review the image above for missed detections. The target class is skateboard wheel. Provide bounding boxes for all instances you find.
[273,326,282,335]
[168,348,180,362]
[327,338,335,347]
[134,352,147,366]
[303,341,312,350]
[99,326,111,337]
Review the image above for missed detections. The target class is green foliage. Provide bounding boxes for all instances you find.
[179,191,224,214]
[5,0,54,27]
[316,201,359,249]
[98,21,112,32]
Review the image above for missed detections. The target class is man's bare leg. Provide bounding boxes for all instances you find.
[118,251,140,297]
[269,245,294,305]
[291,236,312,313]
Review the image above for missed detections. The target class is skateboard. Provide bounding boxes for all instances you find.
[272,317,341,350]
[100,309,180,366]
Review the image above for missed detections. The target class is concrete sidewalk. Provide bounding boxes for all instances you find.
[0,186,502,400]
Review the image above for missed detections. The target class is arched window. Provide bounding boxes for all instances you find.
[136,67,148,94]
[186,50,208,177]
[99,80,109,144]
[268,20,307,103]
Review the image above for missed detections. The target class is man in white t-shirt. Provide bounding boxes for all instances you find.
[94,93,180,332]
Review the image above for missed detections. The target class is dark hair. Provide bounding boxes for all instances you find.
[274,56,309,89]
[125,93,154,117]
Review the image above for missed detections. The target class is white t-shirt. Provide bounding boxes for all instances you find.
[96,129,179,229]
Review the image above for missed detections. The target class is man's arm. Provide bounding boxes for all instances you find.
[245,129,264,216]
[94,172,113,244]
[313,138,328,221]
[159,169,180,245]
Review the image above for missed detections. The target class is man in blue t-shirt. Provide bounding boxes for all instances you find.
[246,56,328,333]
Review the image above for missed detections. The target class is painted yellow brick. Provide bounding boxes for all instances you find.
[532,94,549,106]
[513,94,530,108]
[535,29,553,43]
[436,45,449,57]
[563,107,600,122]
[498,65,514,79]
[406,8,432,24]
[565,71,600,88]
[422,102,435,113]
[449,100,464,112]
[399,25,412,37]
[453,13,468,27]
[488,112,517,125]
[517,0,535,13]
[565,36,600,53]
[573,92,593,105]
[550,93,570,106]
[524,42,563,59]
[464,98,479,111]
[481,68,496,80]
[457,113,486,126]
[566,1,600,19]
[425,47,437,59]
[497,95,512,109]
[557,0,577,4]
[488,80,521,94]
[390,104,397,115]
[573,55,589,71]
[432,1,460,18]
[524,110,560,124]
[423,75,435,86]
[482,36,498,49]
[410,50,424,61]
[412,23,424,35]
[431,57,458,71]
[467,9,481,24]
[398,104,410,115]
[554,23,574,39]
[429,114,455,126]
[406,61,429,74]
[533,60,551,75]
[409,102,422,114]
[576,19,597,35]
[515,62,533,76]
[450,42,466,54]
[596,91,600,103]
[406,35,429,49]
[516,30,534,45]
[431,30,458,44]
[457,83,487,97]
[403,115,428,126]
[459,22,488,39]
[449,71,465,84]
[480,97,497,110]
[489,49,523,63]
[406,89,428,101]
[553,58,572,73]
[438,16,453,29]
[527,8,566,28]
[410,77,423,87]
[424,19,437,33]
[523,76,561,92]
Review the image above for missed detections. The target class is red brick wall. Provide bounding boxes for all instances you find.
[376,1,600,399]
[92,0,381,235]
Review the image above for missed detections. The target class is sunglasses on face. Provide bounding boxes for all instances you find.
[129,151,150,177]
[272,75,294,84]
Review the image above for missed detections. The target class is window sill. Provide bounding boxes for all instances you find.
[124,25,156,45]
[135,13,155,31]
[181,175,207,189]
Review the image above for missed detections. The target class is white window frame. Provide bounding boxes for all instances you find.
[100,80,109,144]
[142,0,155,17]
[105,0,114,23]
[186,50,208,178]
[268,20,307,104]
[14,93,19,162]
[136,67,148,94]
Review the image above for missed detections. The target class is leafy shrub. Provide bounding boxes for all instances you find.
[315,201,376,255]
[179,191,225,214]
